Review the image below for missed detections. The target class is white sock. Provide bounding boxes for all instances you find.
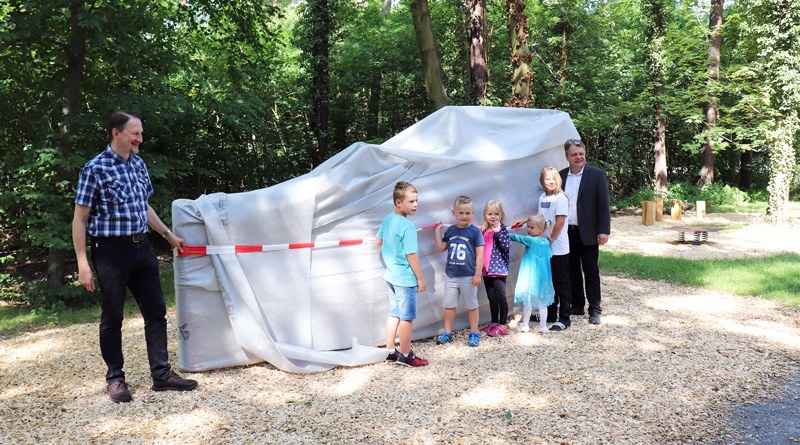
[387,347,396,354]
[538,307,548,328]
[522,306,532,326]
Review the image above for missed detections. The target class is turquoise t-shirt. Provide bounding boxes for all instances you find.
[377,212,419,287]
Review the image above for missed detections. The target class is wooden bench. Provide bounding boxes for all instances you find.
[665,226,724,245]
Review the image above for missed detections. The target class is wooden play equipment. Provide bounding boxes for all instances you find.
[655,197,664,222]
[696,201,706,220]
[641,201,656,225]
[670,200,682,221]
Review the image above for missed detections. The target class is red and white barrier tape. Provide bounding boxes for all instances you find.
[179,239,373,256]
[178,223,440,256]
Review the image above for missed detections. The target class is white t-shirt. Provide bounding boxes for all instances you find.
[537,192,569,256]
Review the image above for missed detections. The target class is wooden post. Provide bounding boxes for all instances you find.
[671,200,682,221]
[642,201,655,226]
[696,201,706,220]
[655,197,664,222]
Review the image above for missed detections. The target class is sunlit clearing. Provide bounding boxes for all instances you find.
[457,374,548,410]
[598,315,631,326]
[460,385,509,408]
[0,385,36,400]
[159,408,223,439]
[648,294,745,315]
[638,341,667,352]
[2,334,70,367]
[710,319,800,351]
[330,367,375,396]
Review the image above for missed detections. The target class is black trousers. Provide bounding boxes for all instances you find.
[548,254,571,325]
[484,276,508,324]
[567,225,602,315]
[91,236,172,383]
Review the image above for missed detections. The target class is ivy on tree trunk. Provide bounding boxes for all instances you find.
[506,0,532,107]
[468,0,488,104]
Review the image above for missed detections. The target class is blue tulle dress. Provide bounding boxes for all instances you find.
[509,234,555,308]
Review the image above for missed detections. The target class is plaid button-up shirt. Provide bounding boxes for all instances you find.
[74,146,154,237]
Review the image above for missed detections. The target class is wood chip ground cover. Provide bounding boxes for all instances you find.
[1,213,799,444]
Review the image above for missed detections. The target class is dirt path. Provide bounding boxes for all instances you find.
[1,213,799,444]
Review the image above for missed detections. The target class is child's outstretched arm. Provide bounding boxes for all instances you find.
[495,224,511,247]
[406,253,426,292]
[508,233,532,246]
[472,245,484,286]
[433,222,447,252]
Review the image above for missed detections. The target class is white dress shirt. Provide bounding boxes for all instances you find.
[564,166,584,226]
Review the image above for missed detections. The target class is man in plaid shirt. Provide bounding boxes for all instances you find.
[72,110,198,403]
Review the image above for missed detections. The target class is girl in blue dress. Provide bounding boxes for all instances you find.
[509,214,555,333]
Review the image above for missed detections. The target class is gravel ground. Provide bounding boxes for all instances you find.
[1,213,799,444]
[726,372,800,444]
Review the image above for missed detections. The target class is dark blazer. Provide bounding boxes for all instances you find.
[559,164,611,246]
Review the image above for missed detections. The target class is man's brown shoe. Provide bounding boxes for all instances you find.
[107,379,132,403]
[152,371,198,392]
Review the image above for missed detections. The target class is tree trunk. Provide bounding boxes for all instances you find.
[309,0,330,164]
[468,0,488,104]
[555,18,567,109]
[698,0,723,187]
[766,115,798,223]
[650,4,667,195]
[506,0,533,107]
[653,96,668,195]
[410,0,449,111]
[48,0,86,294]
[739,149,753,190]
[367,72,381,140]
[381,0,392,16]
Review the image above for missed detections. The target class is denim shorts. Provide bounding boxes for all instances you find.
[443,275,479,310]
[387,282,418,321]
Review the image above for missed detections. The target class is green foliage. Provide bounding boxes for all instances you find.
[1,0,798,304]
[614,181,757,209]
[600,251,800,306]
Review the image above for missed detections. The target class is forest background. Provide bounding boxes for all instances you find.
[0,0,798,308]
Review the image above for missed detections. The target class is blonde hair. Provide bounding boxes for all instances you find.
[393,181,418,204]
[528,214,551,230]
[540,166,565,196]
[453,195,472,208]
[482,200,505,231]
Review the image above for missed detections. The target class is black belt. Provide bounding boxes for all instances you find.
[568,224,579,228]
[97,233,147,242]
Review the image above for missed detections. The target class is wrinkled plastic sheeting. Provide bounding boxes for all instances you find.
[173,106,578,373]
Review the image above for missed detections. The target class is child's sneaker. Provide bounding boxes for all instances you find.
[479,324,495,333]
[549,322,569,332]
[436,332,454,345]
[396,350,428,367]
[467,332,480,347]
[386,350,400,362]
[515,324,530,333]
[488,325,508,336]
[534,325,549,333]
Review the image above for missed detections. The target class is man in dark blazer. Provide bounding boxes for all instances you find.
[559,139,610,325]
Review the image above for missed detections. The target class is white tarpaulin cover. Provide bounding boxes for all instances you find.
[173,106,577,373]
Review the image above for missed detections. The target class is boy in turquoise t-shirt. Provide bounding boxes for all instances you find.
[376,181,428,367]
